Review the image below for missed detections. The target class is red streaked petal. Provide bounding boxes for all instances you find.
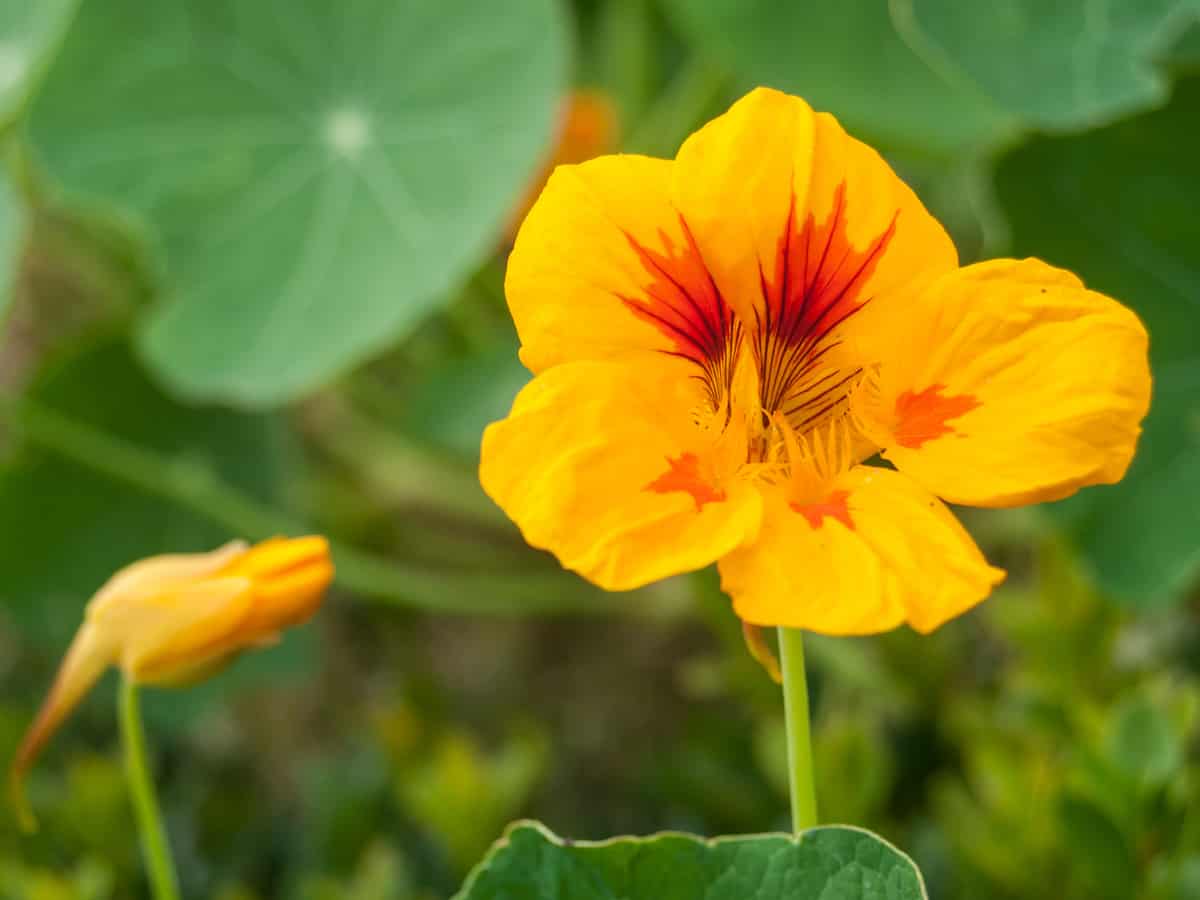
[507,154,739,402]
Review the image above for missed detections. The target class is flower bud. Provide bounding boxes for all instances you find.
[10,536,333,829]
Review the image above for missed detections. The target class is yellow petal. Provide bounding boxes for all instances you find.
[720,466,1004,635]
[506,154,739,383]
[230,536,335,639]
[672,87,957,340]
[116,577,255,683]
[480,354,763,591]
[87,540,248,615]
[855,258,1152,507]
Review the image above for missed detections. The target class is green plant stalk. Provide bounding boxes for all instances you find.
[3,397,612,614]
[778,627,818,832]
[119,679,181,900]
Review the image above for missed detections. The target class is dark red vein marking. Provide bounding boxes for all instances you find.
[753,181,899,428]
[618,225,738,409]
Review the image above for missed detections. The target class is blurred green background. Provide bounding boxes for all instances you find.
[1,1,1199,898]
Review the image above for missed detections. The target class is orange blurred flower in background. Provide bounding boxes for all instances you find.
[505,89,618,242]
[10,536,333,824]
[481,87,1150,635]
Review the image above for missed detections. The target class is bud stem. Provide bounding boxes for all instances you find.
[119,679,181,900]
[778,627,818,832]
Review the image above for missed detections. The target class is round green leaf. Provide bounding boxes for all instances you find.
[456,820,928,900]
[662,0,1016,157]
[996,76,1200,605]
[26,0,568,406]
[897,0,1198,130]
[0,0,78,132]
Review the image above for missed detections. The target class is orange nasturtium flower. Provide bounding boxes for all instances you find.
[481,88,1151,635]
[10,536,333,824]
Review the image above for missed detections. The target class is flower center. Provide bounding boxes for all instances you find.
[752,183,896,433]
[618,183,897,461]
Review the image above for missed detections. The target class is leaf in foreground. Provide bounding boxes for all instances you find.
[455,821,926,900]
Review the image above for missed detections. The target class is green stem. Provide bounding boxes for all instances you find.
[778,627,818,833]
[119,679,181,900]
[3,397,612,614]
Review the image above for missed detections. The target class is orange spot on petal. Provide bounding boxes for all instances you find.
[791,490,853,530]
[645,452,726,511]
[894,384,980,449]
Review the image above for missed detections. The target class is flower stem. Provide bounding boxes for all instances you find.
[119,679,181,900]
[778,627,818,832]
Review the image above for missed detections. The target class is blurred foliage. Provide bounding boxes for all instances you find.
[0,332,290,646]
[0,0,1198,897]
[0,0,78,133]
[663,0,1018,157]
[0,175,17,320]
[895,0,1199,130]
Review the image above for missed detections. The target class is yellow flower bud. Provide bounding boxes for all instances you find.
[9,536,333,829]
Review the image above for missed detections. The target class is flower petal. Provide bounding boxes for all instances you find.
[480,354,763,590]
[223,535,334,637]
[719,466,1004,635]
[672,87,957,340]
[117,577,255,683]
[507,154,738,378]
[856,258,1151,507]
[87,540,248,613]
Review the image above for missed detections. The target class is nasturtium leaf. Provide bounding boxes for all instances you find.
[455,820,927,900]
[662,0,1016,157]
[896,0,1199,130]
[0,0,78,132]
[0,331,293,647]
[996,77,1200,605]
[0,173,21,319]
[26,0,568,407]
